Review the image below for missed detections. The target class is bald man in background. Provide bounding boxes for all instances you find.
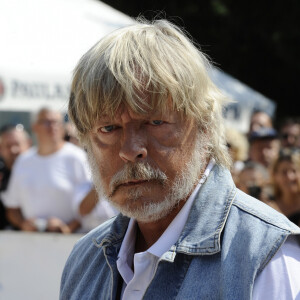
[3,108,91,233]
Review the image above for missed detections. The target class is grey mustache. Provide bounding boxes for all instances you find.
[109,162,167,195]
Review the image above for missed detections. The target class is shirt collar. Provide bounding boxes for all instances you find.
[117,218,136,260]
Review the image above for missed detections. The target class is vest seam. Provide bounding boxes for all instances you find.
[102,245,114,300]
[215,186,237,249]
[173,255,194,299]
[93,236,124,248]
[232,201,294,232]
[257,234,289,276]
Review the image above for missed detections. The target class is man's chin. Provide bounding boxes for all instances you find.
[109,184,160,203]
[107,195,178,223]
[93,182,170,222]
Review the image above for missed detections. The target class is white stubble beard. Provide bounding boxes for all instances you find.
[86,134,208,223]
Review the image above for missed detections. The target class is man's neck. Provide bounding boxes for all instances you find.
[37,141,65,156]
[135,199,187,253]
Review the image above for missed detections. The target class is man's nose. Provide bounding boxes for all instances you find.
[119,129,147,163]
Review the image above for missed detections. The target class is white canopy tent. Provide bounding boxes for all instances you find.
[0,0,275,132]
[209,68,276,132]
[0,0,133,114]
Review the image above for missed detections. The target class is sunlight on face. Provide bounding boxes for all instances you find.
[87,135,207,222]
[85,105,209,222]
[274,160,300,195]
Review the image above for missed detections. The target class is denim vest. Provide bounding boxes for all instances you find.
[60,165,300,300]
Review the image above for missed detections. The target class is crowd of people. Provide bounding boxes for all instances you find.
[1,109,300,233]
[0,107,118,233]
[228,110,300,226]
[0,110,299,234]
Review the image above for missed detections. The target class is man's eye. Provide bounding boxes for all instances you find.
[99,125,116,133]
[150,120,164,126]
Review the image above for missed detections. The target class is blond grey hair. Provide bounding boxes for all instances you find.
[69,18,231,168]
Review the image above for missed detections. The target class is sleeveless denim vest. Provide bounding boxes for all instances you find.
[60,165,300,300]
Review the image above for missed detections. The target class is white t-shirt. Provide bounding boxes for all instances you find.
[3,143,91,224]
[253,235,300,299]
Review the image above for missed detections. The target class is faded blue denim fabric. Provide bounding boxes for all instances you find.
[60,165,300,300]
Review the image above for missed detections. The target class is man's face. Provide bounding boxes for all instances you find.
[274,160,300,195]
[249,138,280,168]
[87,106,207,222]
[0,129,30,169]
[33,111,64,144]
[236,168,265,198]
[280,124,300,148]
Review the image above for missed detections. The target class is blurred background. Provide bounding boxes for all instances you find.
[2,0,299,136]
[101,0,300,124]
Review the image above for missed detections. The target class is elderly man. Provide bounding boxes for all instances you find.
[0,124,31,229]
[3,108,91,233]
[60,20,300,299]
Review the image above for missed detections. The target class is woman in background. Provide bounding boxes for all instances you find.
[270,148,300,226]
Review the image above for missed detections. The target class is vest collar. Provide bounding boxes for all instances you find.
[175,164,236,255]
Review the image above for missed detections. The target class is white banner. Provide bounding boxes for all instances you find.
[0,231,83,300]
